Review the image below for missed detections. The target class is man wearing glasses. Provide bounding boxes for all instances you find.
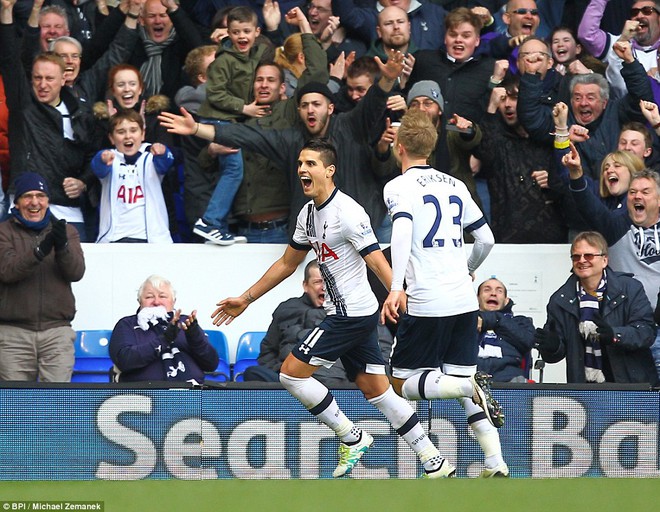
[534,231,657,385]
[560,143,660,381]
[579,0,660,96]
[484,0,541,61]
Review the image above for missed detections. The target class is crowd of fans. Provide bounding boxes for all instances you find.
[0,0,659,384]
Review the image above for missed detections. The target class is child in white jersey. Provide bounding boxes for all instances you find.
[91,110,174,243]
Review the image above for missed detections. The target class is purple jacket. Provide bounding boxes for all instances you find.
[110,313,219,383]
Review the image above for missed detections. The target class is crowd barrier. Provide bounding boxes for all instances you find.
[1,383,658,480]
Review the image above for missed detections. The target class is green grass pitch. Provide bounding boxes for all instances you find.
[1,479,659,512]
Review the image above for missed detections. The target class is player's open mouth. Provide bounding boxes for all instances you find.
[486,299,499,307]
[633,203,645,212]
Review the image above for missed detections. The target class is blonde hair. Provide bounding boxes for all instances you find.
[274,33,304,78]
[598,151,644,198]
[396,109,438,159]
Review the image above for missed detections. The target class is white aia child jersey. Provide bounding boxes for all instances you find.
[293,189,380,317]
[384,165,486,316]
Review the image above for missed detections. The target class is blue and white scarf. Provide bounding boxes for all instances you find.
[577,270,607,383]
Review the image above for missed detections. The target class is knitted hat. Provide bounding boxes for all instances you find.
[406,80,444,110]
[296,82,335,105]
[13,172,49,202]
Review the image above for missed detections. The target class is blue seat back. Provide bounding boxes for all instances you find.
[206,330,230,361]
[235,331,266,361]
[75,330,112,357]
[233,331,266,381]
[72,330,113,382]
[205,330,231,381]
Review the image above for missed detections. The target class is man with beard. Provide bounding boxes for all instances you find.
[579,0,660,97]
[562,145,660,378]
[473,73,568,243]
[366,6,416,61]
[195,25,330,243]
[331,0,447,51]
[378,79,483,207]
[159,49,405,239]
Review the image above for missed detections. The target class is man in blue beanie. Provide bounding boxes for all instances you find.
[0,172,85,382]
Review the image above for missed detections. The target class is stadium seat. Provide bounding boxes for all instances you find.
[233,331,266,382]
[72,330,113,382]
[205,330,231,382]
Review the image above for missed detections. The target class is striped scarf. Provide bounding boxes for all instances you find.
[139,26,177,97]
[577,270,607,383]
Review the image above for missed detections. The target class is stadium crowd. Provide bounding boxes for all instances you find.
[0,0,658,388]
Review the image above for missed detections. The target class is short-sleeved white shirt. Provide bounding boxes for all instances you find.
[384,165,487,316]
[292,188,380,317]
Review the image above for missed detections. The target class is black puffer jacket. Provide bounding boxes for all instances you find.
[539,269,658,385]
[473,112,568,243]
[0,23,98,207]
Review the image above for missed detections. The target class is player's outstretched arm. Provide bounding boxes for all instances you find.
[211,246,309,325]
[158,107,216,141]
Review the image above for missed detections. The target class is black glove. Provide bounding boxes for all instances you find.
[160,320,180,346]
[593,315,615,345]
[51,219,68,250]
[34,233,54,261]
[534,327,561,353]
[183,317,204,341]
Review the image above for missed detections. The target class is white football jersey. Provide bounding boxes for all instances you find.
[384,165,488,316]
[292,189,380,317]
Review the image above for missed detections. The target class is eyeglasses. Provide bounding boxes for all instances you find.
[631,6,660,16]
[56,53,81,61]
[519,50,551,58]
[19,192,48,201]
[509,8,539,15]
[307,3,331,14]
[409,99,438,109]
[570,253,605,262]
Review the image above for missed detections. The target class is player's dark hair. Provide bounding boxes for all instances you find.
[302,138,337,167]
[304,260,320,282]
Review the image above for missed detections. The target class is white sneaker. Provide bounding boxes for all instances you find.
[480,462,509,478]
[332,431,374,478]
[423,459,456,479]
